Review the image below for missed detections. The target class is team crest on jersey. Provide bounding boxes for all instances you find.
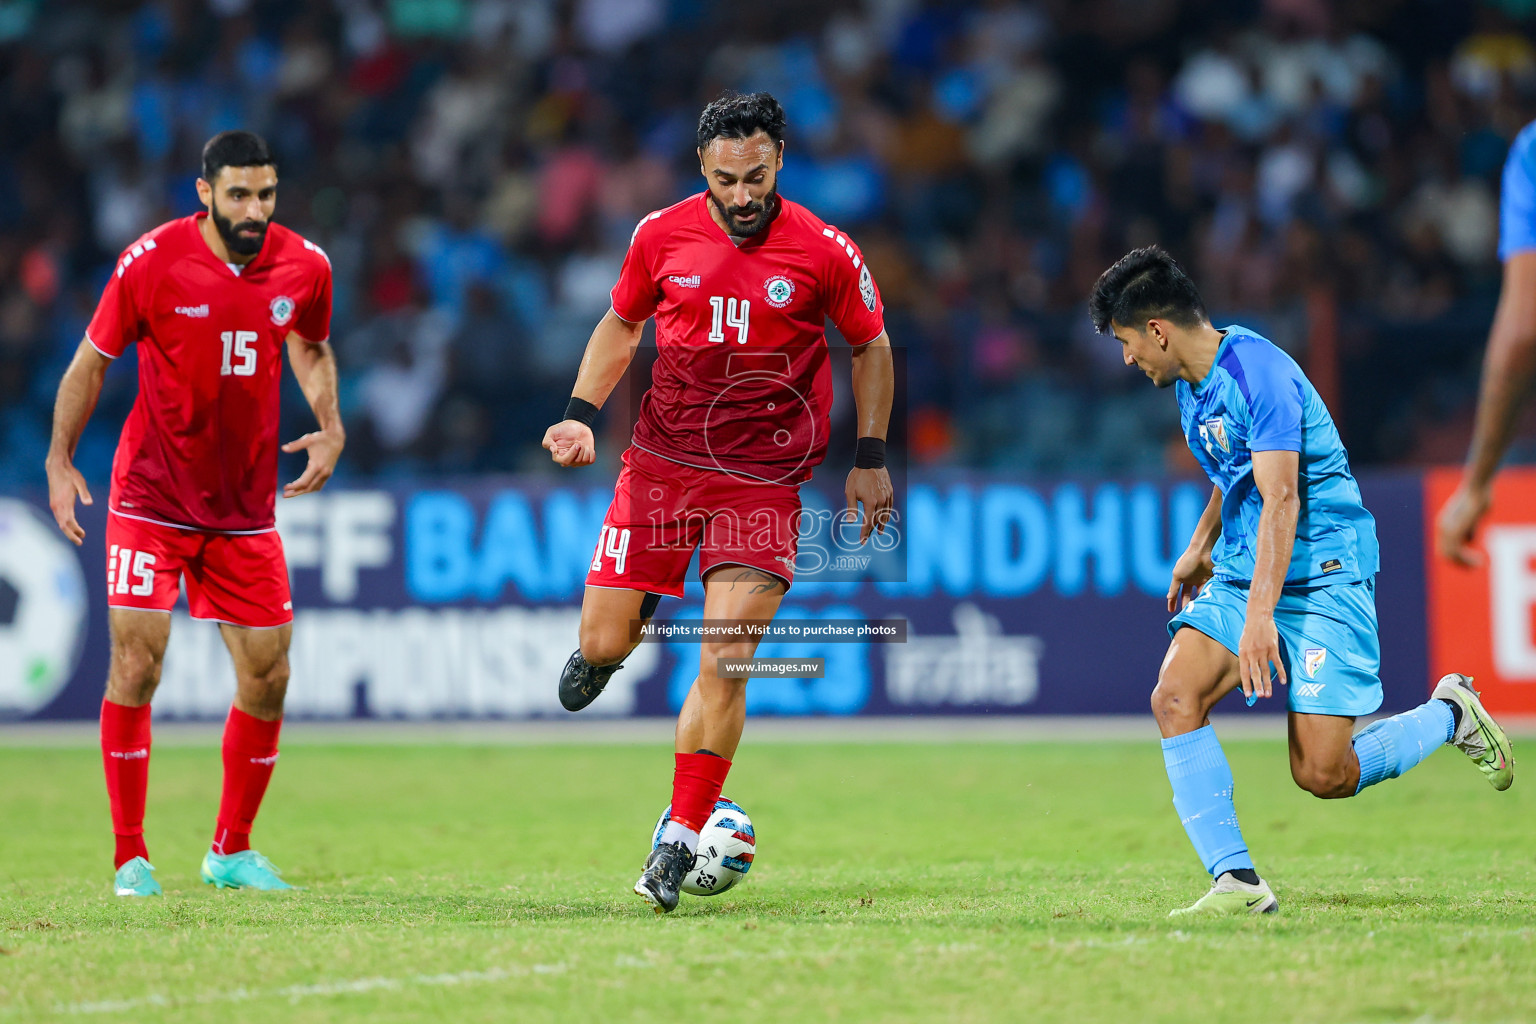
[1304,648,1327,679]
[858,263,876,312]
[269,295,295,326]
[1201,416,1231,454]
[764,275,795,308]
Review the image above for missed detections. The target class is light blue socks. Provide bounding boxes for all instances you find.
[1162,725,1253,878]
[1352,699,1454,794]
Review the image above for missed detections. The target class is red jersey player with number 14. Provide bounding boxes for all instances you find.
[541,92,895,913]
[45,131,344,897]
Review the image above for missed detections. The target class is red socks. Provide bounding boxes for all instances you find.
[102,701,282,866]
[101,699,152,868]
[670,751,733,831]
[212,707,282,856]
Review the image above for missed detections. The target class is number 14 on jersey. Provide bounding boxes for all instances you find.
[708,296,749,344]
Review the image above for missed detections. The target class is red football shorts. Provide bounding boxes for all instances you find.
[105,512,293,629]
[587,446,801,597]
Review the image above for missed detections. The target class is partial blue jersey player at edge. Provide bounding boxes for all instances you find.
[1499,119,1536,261]
[1174,325,1379,587]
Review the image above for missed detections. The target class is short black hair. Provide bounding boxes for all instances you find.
[697,91,786,151]
[201,130,275,183]
[1088,246,1208,334]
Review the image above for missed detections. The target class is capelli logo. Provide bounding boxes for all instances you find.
[668,275,701,289]
[175,304,210,318]
[110,748,149,760]
[249,753,280,766]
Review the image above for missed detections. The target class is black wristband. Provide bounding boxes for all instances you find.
[564,396,599,427]
[854,436,886,469]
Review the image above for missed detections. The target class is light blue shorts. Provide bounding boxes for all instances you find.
[1167,576,1383,717]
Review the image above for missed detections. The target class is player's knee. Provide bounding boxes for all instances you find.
[239,655,290,715]
[1293,761,1354,799]
[109,637,165,698]
[265,654,291,691]
[701,641,755,682]
[1150,676,1201,731]
[578,621,631,667]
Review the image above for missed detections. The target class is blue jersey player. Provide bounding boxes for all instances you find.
[1438,119,1536,563]
[1090,247,1516,916]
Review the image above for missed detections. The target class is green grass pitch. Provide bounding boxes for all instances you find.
[1,737,1532,1022]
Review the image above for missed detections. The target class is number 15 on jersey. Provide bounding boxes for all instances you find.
[220,330,257,376]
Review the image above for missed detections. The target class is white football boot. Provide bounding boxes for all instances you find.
[1169,872,1278,917]
[1431,673,1515,791]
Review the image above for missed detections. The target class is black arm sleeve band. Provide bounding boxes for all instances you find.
[854,436,886,469]
[564,396,599,427]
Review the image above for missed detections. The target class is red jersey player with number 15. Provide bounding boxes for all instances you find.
[45,131,344,897]
[541,92,895,913]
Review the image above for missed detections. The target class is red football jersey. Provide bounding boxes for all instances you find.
[610,193,885,484]
[86,213,332,532]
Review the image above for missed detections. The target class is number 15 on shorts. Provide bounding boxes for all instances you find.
[592,527,631,575]
[109,545,156,596]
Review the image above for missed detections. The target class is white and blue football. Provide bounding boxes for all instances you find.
[652,797,756,896]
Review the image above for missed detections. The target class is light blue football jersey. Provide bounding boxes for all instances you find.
[1500,118,1536,261]
[1175,325,1378,586]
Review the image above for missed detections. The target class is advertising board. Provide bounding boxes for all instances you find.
[2,472,1430,721]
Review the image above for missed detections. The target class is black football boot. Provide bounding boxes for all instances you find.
[633,841,692,913]
[557,650,624,712]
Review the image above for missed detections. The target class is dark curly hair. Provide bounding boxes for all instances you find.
[202,130,275,183]
[696,91,786,150]
[1088,246,1208,334]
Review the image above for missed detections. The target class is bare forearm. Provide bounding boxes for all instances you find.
[573,310,644,408]
[1465,321,1536,488]
[288,339,344,435]
[1248,494,1298,616]
[1465,253,1536,488]
[47,341,108,465]
[1186,485,1223,555]
[850,333,893,439]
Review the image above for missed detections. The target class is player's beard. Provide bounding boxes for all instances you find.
[710,185,778,237]
[211,206,269,256]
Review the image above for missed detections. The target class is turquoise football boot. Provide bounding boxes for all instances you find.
[201,849,296,891]
[113,856,162,897]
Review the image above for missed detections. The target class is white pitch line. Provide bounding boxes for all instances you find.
[57,963,569,1016]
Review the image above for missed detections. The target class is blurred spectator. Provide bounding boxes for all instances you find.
[1,0,1534,482]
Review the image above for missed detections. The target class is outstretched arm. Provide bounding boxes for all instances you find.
[542,308,645,468]
[1167,485,1222,612]
[1241,450,1300,702]
[45,339,112,544]
[845,332,894,545]
[283,334,345,497]
[1438,252,1536,565]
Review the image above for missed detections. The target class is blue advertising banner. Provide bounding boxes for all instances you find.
[1,472,1428,721]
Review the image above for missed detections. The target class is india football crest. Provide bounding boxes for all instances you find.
[1200,416,1231,455]
[269,295,295,326]
[763,275,795,308]
[1303,647,1327,679]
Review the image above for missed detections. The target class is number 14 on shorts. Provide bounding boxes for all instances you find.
[592,527,631,575]
[109,545,157,596]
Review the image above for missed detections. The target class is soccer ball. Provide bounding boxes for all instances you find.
[0,499,88,718]
[652,797,756,896]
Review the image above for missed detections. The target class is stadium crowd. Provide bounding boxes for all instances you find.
[2,0,1534,487]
